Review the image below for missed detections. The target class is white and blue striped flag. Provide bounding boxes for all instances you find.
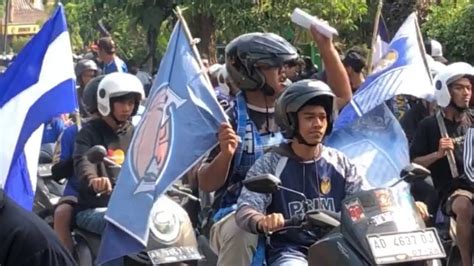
[0,5,77,209]
[327,13,434,187]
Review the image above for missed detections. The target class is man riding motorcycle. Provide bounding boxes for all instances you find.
[411,62,474,266]
[53,75,104,251]
[235,80,363,265]
[75,59,99,117]
[73,72,144,236]
[197,26,352,266]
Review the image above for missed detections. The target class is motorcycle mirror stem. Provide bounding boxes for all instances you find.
[277,185,310,213]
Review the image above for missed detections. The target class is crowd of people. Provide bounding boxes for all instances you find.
[1,15,474,266]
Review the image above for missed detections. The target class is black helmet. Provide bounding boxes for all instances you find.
[275,79,335,139]
[82,75,106,114]
[225,32,297,95]
[75,59,98,78]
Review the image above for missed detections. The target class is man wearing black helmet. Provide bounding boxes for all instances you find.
[197,27,352,265]
[235,80,362,265]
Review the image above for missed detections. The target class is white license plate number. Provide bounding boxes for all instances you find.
[367,228,445,264]
[147,246,202,264]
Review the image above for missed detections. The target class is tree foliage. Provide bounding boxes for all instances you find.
[421,2,474,64]
[180,0,368,62]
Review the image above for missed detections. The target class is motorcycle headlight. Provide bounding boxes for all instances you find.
[150,210,180,244]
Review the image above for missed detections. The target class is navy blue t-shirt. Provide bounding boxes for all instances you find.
[238,143,362,264]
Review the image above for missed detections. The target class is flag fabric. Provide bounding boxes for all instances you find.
[326,104,409,187]
[334,13,433,131]
[464,128,474,182]
[371,16,390,68]
[0,5,77,209]
[327,13,433,187]
[98,20,226,263]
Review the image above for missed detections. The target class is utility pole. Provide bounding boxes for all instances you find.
[3,0,10,55]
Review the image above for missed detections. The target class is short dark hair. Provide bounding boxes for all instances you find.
[342,48,366,73]
[98,37,116,54]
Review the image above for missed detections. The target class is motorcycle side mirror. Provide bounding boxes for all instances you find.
[242,174,281,194]
[391,163,431,187]
[86,145,107,164]
[400,163,431,180]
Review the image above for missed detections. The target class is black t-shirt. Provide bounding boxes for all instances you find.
[0,189,76,266]
[410,114,473,198]
[400,101,430,144]
[74,118,133,211]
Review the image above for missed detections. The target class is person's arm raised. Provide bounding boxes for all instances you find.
[310,25,352,109]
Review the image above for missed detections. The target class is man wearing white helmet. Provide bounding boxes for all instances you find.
[73,72,144,236]
[411,62,474,266]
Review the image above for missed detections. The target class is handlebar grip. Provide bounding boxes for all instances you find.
[284,215,303,227]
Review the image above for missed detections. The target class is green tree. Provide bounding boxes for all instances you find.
[182,0,368,62]
[103,0,176,72]
[421,2,474,63]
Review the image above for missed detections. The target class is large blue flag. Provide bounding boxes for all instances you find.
[98,20,226,263]
[0,5,77,209]
[335,13,433,131]
[327,13,433,186]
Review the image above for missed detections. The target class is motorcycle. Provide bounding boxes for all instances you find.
[242,163,446,266]
[73,145,203,266]
[33,143,65,226]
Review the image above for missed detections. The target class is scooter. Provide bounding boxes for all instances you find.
[242,163,446,266]
[73,145,203,266]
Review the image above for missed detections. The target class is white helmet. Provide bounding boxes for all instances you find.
[426,54,447,78]
[97,72,145,116]
[434,62,474,108]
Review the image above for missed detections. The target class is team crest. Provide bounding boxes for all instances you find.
[320,177,331,195]
[372,49,398,74]
[130,85,186,194]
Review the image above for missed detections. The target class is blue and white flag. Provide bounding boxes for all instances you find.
[371,16,390,68]
[335,13,433,131]
[98,20,226,263]
[327,13,433,187]
[464,128,474,182]
[0,5,76,209]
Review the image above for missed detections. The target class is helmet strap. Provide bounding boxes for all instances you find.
[295,132,319,147]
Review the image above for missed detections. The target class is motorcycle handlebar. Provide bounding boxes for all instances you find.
[283,215,304,227]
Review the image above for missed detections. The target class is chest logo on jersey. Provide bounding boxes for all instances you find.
[320,177,331,195]
[130,87,186,194]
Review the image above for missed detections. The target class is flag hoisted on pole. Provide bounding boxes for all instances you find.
[327,13,434,187]
[0,5,77,210]
[365,0,387,90]
[98,6,227,264]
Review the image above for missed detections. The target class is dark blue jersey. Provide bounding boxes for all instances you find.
[237,143,362,264]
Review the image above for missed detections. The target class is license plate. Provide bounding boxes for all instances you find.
[367,228,445,264]
[147,246,203,264]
